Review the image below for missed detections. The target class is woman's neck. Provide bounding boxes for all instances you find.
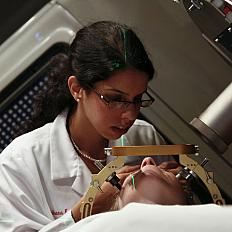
[67,107,108,158]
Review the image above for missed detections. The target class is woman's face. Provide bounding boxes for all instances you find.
[117,157,186,209]
[81,68,149,140]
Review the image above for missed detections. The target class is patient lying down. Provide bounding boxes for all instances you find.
[63,157,232,232]
[112,157,187,210]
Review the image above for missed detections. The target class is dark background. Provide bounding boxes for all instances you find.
[0,0,50,45]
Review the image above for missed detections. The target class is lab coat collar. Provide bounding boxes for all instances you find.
[50,110,91,195]
[50,110,131,195]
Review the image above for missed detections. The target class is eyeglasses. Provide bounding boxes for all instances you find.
[88,86,155,110]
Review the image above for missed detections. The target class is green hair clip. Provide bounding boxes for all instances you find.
[122,29,127,62]
[111,60,124,71]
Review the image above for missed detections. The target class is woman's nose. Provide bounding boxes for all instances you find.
[141,157,156,168]
[121,105,140,122]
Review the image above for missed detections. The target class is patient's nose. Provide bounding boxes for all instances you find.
[141,157,156,168]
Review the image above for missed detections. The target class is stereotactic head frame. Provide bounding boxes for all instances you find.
[80,144,225,219]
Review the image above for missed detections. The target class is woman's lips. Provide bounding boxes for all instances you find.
[111,126,129,134]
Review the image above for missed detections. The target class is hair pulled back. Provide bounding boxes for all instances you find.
[16,21,155,135]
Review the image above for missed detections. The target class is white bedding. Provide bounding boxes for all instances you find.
[63,203,232,232]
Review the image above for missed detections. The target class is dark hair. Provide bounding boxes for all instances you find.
[15,21,155,136]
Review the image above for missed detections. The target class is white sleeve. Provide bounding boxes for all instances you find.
[0,151,75,232]
[39,211,74,232]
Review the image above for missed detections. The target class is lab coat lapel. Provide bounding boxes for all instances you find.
[50,111,79,182]
[71,158,92,195]
[50,110,92,195]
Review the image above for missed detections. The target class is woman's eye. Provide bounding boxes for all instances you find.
[105,95,124,102]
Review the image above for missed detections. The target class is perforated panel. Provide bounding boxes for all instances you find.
[0,44,68,153]
[0,75,48,152]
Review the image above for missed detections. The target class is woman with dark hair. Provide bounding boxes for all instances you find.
[0,21,179,231]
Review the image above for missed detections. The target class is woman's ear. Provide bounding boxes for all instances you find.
[68,76,82,101]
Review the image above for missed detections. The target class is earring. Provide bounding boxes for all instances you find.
[74,92,80,102]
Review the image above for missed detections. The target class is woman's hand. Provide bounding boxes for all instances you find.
[71,164,140,221]
[158,160,193,203]
[116,164,140,184]
[158,160,182,176]
[158,160,186,185]
[92,164,140,214]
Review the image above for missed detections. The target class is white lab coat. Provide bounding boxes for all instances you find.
[0,110,171,231]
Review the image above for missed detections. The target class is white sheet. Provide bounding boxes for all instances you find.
[63,203,232,232]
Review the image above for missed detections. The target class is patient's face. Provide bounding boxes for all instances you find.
[117,157,186,209]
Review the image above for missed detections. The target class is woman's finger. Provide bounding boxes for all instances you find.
[158,160,180,170]
[116,164,140,174]
[116,165,140,184]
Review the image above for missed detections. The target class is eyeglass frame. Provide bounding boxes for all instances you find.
[87,85,155,110]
